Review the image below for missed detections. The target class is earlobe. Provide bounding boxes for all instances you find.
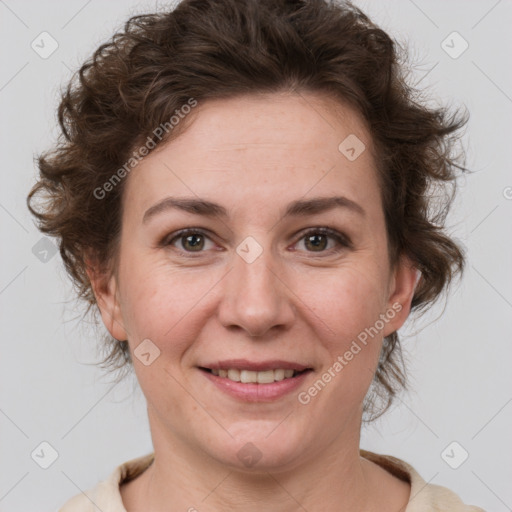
[382,256,419,337]
[85,257,128,341]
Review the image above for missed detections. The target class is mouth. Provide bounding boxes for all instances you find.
[199,367,311,383]
[197,360,314,402]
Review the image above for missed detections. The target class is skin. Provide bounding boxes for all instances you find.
[88,92,418,511]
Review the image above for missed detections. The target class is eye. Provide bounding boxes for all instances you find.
[163,227,352,256]
[165,229,217,253]
[292,227,352,254]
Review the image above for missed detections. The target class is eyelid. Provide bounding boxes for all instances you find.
[296,226,353,251]
[162,227,219,255]
[162,226,353,255]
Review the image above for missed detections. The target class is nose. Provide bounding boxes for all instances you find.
[217,244,296,338]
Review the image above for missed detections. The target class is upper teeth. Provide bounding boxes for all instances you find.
[211,368,296,383]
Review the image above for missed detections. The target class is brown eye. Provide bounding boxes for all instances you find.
[180,233,205,251]
[295,227,352,254]
[304,233,329,252]
[163,226,351,257]
[165,229,215,253]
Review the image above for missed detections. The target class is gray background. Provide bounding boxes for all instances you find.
[1,0,511,510]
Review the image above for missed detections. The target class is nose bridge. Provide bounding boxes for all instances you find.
[218,235,295,337]
[235,240,277,296]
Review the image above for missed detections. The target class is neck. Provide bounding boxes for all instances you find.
[131,411,380,512]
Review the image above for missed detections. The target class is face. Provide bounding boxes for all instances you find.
[90,92,417,472]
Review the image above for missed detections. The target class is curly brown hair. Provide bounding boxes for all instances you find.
[27,0,467,421]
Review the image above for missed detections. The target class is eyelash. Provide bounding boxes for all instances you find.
[162,227,352,257]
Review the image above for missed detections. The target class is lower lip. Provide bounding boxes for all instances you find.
[200,369,312,402]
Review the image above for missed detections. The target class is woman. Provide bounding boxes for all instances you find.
[27,0,485,510]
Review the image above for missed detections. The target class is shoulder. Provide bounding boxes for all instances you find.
[58,453,154,512]
[360,449,487,512]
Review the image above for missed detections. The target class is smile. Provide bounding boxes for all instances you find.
[198,360,314,402]
[206,368,307,383]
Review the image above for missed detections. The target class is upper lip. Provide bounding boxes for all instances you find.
[200,359,312,372]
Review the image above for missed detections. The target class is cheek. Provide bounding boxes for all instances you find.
[299,262,389,338]
[296,264,388,397]
[297,314,382,414]
[118,254,221,352]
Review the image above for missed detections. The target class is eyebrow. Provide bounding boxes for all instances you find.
[142,195,365,224]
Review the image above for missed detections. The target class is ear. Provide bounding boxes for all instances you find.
[382,255,420,337]
[85,254,128,341]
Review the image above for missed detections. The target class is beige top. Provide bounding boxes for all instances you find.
[58,450,486,511]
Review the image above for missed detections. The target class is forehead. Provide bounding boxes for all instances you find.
[122,92,380,221]
[156,92,371,159]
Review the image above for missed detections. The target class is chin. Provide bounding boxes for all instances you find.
[206,421,309,472]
